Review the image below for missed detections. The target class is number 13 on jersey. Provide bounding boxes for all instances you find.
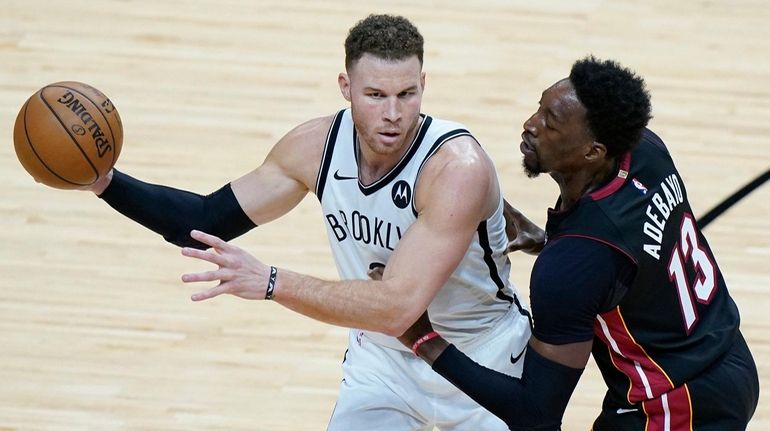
[667,213,718,334]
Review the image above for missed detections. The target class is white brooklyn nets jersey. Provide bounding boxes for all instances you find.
[315,109,529,351]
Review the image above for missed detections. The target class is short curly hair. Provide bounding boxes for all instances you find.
[345,14,424,70]
[569,56,652,157]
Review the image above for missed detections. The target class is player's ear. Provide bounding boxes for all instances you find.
[585,141,608,161]
[338,73,351,102]
[420,71,426,91]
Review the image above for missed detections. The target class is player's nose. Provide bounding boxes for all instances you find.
[383,97,401,122]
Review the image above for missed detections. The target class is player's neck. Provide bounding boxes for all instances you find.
[554,158,617,210]
[357,118,422,184]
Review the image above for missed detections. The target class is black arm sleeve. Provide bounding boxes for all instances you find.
[98,169,257,249]
[432,345,583,431]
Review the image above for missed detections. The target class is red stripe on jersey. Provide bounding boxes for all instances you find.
[642,385,693,431]
[590,151,631,201]
[594,307,674,403]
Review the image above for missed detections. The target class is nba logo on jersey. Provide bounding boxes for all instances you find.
[391,180,412,209]
[632,177,648,194]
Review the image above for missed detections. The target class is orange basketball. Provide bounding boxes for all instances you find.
[13,81,123,189]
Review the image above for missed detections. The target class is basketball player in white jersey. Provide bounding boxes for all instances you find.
[86,14,541,430]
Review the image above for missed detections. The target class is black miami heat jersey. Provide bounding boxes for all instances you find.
[315,109,526,351]
[545,129,741,408]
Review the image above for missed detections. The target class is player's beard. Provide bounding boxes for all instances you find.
[365,133,407,156]
[361,116,421,157]
[522,156,541,178]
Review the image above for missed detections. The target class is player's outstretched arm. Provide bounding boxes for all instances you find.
[86,116,331,249]
[93,170,257,249]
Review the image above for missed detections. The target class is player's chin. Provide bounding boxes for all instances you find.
[371,137,405,155]
[521,158,542,178]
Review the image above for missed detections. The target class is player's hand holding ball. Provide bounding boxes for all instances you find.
[13,81,123,190]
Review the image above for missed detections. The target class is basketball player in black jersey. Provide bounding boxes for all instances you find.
[398,57,759,430]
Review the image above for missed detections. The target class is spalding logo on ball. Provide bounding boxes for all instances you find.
[13,81,123,189]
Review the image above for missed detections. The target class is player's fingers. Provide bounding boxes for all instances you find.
[190,283,229,302]
[367,266,384,281]
[181,269,227,283]
[505,241,521,254]
[506,241,532,254]
[506,236,543,255]
[190,230,231,251]
[181,247,228,266]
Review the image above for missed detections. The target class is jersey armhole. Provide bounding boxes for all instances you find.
[314,109,346,202]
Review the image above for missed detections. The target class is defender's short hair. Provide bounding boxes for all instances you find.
[570,56,652,157]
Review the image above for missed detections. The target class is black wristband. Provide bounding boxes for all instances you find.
[265,266,278,300]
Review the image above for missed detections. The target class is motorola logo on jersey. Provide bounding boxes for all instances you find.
[391,180,412,209]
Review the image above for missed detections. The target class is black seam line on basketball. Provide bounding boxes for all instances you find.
[48,84,117,165]
[476,220,514,305]
[410,128,473,217]
[356,114,432,196]
[39,88,100,183]
[49,83,118,166]
[315,109,345,203]
[22,98,84,186]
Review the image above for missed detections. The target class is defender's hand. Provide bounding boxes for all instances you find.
[504,199,545,255]
[367,263,386,281]
[397,311,435,349]
[398,311,449,365]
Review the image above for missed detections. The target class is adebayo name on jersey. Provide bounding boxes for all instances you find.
[642,173,685,260]
[325,210,404,251]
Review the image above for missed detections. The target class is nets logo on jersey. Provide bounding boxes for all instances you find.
[391,180,412,209]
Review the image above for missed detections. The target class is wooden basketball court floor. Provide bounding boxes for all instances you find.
[0,1,767,429]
